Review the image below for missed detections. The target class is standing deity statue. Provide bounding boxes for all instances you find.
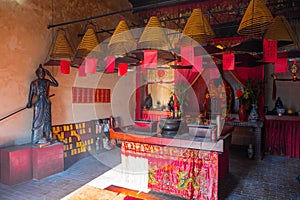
[26,64,59,144]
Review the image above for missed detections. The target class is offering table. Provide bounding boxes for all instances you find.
[110,125,233,200]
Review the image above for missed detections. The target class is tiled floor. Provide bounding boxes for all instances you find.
[0,146,299,200]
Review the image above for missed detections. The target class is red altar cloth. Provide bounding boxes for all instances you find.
[121,141,219,200]
[265,119,300,158]
[141,110,171,121]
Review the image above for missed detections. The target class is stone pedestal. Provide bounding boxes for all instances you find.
[0,144,32,185]
[32,142,64,180]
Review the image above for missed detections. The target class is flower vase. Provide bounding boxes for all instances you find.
[238,103,248,122]
[249,103,259,122]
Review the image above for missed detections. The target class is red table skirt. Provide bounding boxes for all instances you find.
[265,120,300,158]
[121,141,229,200]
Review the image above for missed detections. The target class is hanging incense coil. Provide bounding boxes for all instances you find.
[76,25,99,58]
[138,16,169,49]
[49,29,74,60]
[237,0,273,35]
[182,8,215,45]
[264,15,298,47]
[108,19,136,55]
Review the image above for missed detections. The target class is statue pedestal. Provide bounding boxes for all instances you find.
[32,142,64,180]
[0,142,64,185]
[0,144,32,185]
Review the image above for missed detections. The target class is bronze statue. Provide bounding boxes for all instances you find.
[26,64,59,144]
[143,93,153,110]
[168,95,174,112]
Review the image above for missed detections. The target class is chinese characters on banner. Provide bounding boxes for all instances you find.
[263,40,277,63]
[223,53,235,70]
[72,87,111,103]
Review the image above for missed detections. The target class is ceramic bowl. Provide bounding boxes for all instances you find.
[276,108,285,114]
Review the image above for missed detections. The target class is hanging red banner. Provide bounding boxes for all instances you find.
[85,58,97,74]
[274,58,288,73]
[78,65,86,77]
[60,60,70,74]
[180,46,194,66]
[144,50,157,68]
[118,63,128,76]
[263,39,277,63]
[222,53,235,70]
[193,56,202,72]
[106,56,115,73]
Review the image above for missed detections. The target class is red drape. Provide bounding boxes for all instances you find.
[135,71,142,120]
[265,119,300,158]
[175,69,200,85]
[174,69,200,111]
[231,66,264,116]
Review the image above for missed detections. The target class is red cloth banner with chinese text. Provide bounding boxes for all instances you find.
[60,60,70,74]
[144,50,157,68]
[118,63,128,76]
[78,65,86,77]
[94,89,111,103]
[193,56,202,72]
[180,46,194,66]
[72,87,111,103]
[274,58,288,73]
[72,87,95,103]
[106,56,115,73]
[121,141,219,200]
[263,40,277,63]
[85,58,97,74]
[223,53,235,70]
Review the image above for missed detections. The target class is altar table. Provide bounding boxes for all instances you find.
[225,120,264,160]
[110,126,233,200]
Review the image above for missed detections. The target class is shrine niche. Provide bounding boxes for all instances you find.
[146,69,174,110]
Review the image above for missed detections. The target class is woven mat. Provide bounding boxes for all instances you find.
[68,185,142,200]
